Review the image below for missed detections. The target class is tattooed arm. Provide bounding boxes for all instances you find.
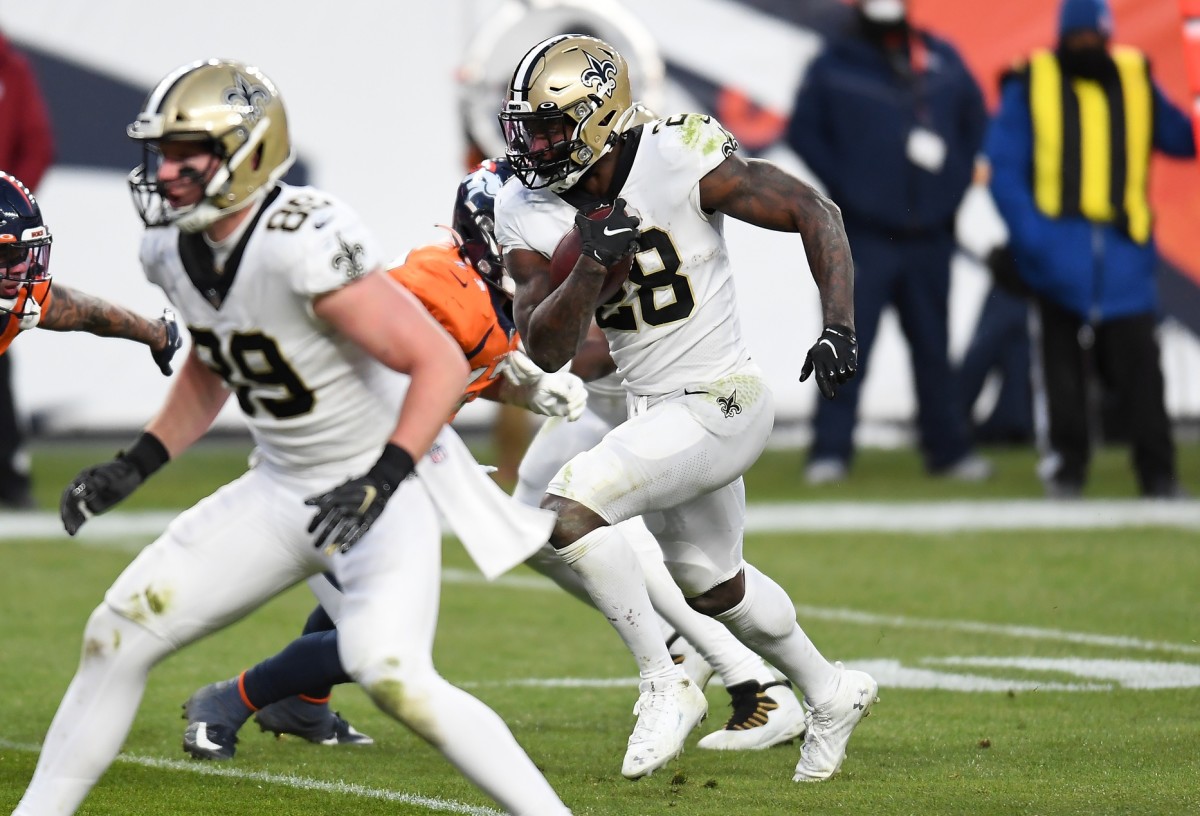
[506,245,598,373]
[699,154,854,331]
[38,285,169,350]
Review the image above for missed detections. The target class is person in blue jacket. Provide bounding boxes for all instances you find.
[987,0,1194,498]
[787,0,991,485]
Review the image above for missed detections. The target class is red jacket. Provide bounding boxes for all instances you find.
[0,31,54,190]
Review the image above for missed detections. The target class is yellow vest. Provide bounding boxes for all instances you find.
[1028,46,1153,244]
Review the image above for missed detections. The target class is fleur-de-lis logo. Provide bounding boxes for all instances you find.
[580,51,618,99]
[223,74,270,124]
[331,234,366,280]
[717,389,742,419]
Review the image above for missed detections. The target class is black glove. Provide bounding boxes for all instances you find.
[60,432,170,535]
[800,324,858,400]
[152,308,183,376]
[306,443,416,555]
[575,198,640,267]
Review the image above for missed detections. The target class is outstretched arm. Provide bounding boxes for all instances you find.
[39,286,181,374]
[39,285,171,350]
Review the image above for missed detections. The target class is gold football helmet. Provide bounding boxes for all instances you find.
[499,34,637,191]
[127,59,295,232]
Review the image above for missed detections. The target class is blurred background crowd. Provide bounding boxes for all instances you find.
[2,0,1197,506]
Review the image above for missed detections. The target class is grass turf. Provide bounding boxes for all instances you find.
[1,437,1197,815]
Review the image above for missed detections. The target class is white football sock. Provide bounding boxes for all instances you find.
[558,526,677,681]
[633,543,772,686]
[714,563,839,703]
[523,541,593,605]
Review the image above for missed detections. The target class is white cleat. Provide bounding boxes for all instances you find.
[793,662,878,782]
[621,677,708,779]
[698,680,807,751]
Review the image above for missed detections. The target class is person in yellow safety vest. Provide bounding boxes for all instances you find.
[986,0,1195,499]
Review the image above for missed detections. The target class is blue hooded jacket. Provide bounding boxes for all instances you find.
[787,23,986,235]
[986,2,1194,319]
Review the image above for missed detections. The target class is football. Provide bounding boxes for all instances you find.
[548,205,635,307]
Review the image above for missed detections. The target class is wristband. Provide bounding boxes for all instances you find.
[367,443,416,492]
[120,431,170,478]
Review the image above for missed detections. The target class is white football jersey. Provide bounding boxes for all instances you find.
[496,113,751,397]
[140,184,405,472]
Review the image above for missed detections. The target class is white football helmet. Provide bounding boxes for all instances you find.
[499,34,642,192]
[127,58,295,232]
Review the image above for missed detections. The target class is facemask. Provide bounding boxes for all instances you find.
[861,0,906,23]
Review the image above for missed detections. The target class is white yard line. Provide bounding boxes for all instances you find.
[0,738,501,815]
[6,505,1197,660]
[439,569,1200,657]
[2,498,1198,542]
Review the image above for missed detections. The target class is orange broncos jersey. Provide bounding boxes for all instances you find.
[387,244,519,413]
[0,280,52,354]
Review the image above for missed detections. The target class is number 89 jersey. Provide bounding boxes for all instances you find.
[496,113,752,398]
[139,184,403,473]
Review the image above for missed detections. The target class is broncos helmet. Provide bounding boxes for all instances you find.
[499,34,637,192]
[127,58,295,232]
[0,172,52,322]
[452,158,515,293]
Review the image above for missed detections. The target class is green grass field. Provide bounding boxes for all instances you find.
[1,439,1198,815]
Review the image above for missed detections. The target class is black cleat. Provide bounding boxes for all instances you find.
[182,679,252,760]
[254,696,374,746]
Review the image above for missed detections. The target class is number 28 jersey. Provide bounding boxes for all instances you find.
[139,184,403,473]
[495,113,752,398]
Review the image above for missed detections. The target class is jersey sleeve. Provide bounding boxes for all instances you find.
[493,178,534,254]
[286,198,385,298]
[138,229,171,288]
[494,178,577,261]
[652,113,740,187]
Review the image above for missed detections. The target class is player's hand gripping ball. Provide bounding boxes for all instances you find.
[548,199,639,307]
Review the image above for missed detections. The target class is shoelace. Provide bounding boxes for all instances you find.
[629,688,673,742]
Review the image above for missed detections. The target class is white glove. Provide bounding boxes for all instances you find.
[502,350,587,421]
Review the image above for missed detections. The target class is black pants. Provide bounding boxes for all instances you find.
[809,222,973,471]
[959,285,1033,445]
[1031,300,1176,494]
[0,351,32,502]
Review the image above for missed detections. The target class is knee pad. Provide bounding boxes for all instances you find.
[81,602,173,671]
[660,540,739,599]
[352,653,439,724]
